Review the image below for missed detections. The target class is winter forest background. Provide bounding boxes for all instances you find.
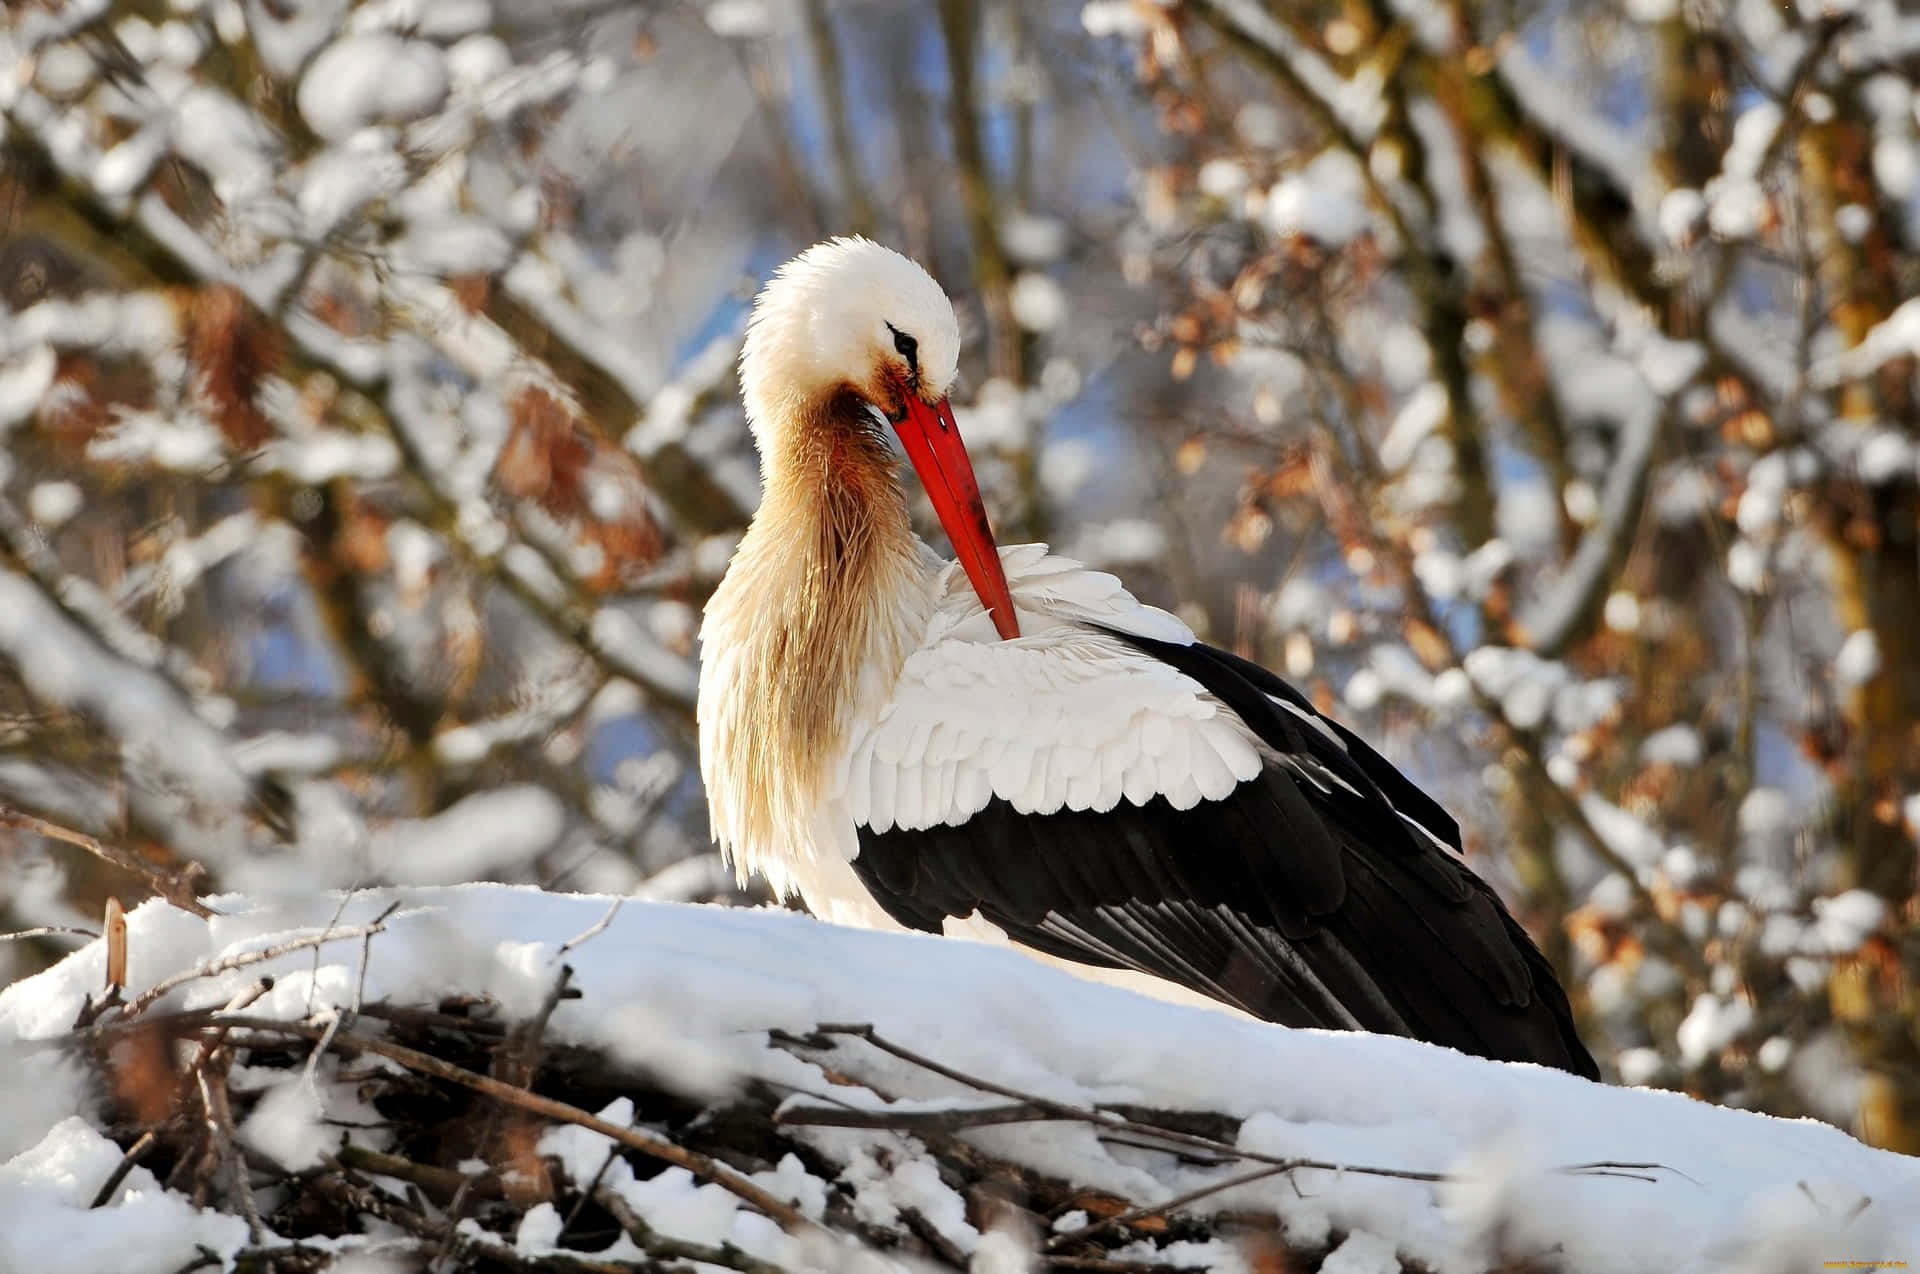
[1,0,1918,1159]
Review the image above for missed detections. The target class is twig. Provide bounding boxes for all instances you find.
[1089,1132,1231,1168]
[304,1008,346,1087]
[1043,1165,1290,1251]
[808,1024,1080,1116]
[126,918,392,1017]
[311,1173,640,1274]
[0,806,213,919]
[198,1063,264,1242]
[307,890,359,1019]
[777,1102,1052,1132]
[168,1247,222,1274]
[789,1024,1674,1196]
[558,1143,622,1237]
[1043,1258,1208,1273]
[1043,1257,1209,1273]
[200,1013,821,1235]
[0,925,99,943]
[103,898,127,990]
[593,1182,794,1274]
[89,1130,157,1208]
[1516,395,1669,658]
[900,1205,970,1269]
[1564,1159,1701,1186]
[357,1000,508,1037]
[352,899,401,1013]
[333,1145,498,1202]
[557,898,623,957]
[498,963,576,1090]
[790,1024,1441,1178]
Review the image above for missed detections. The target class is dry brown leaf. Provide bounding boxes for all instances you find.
[186,284,282,451]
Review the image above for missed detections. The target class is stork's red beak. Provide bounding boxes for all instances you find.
[893,394,1020,640]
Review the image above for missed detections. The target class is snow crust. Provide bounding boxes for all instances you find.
[0,1116,249,1274]
[3,885,1917,1273]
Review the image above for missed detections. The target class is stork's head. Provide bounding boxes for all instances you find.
[740,237,1018,640]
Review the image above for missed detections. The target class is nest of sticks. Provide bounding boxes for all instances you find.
[13,826,1649,1273]
[36,907,1464,1274]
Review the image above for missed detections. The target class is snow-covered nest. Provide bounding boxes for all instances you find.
[2,885,1916,1274]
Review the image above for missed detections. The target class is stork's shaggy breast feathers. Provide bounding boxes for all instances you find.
[699,238,1599,1079]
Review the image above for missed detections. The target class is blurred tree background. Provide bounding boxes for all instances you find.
[2,0,1918,1152]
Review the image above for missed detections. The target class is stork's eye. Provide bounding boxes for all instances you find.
[891,326,919,369]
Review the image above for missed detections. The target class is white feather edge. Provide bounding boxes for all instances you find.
[836,545,1264,836]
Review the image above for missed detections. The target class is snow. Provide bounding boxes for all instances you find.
[1010,273,1067,332]
[1658,186,1705,244]
[0,573,257,824]
[703,0,772,38]
[3,885,1916,1273]
[1640,724,1703,767]
[1739,787,1793,838]
[1874,134,1917,199]
[1603,589,1641,633]
[1705,102,1783,239]
[26,480,83,528]
[298,139,407,236]
[1855,429,1915,484]
[365,785,567,885]
[1496,47,1656,219]
[1197,158,1250,199]
[1728,538,1768,593]
[1000,212,1069,266]
[1676,993,1755,1067]
[0,344,56,430]
[1834,629,1882,688]
[1266,149,1373,246]
[297,34,448,140]
[1378,382,1447,471]
[1624,0,1680,22]
[1813,296,1920,389]
[93,126,169,202]
[240,1077,332,1171]
[1581,794,1665,867]
[1461,645,1605,732]
[1081,1,1151,38]
[0,1117,250,1273]
[1809,890,1885,954]
[1836,201,1873,242]
[172,86,278,205]
[1320,1230,1400,1274]
[1064,518,1169,568]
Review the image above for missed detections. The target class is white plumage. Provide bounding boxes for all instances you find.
[842,546,1262,836]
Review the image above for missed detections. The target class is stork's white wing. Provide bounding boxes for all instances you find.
[840,546,1263,834]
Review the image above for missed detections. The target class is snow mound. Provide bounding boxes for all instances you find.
[2,885,1916,1273]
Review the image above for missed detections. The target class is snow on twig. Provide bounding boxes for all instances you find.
[1516,391,1669,657]
[123,917,394,1017]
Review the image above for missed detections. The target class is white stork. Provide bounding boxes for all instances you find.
[699,237,1597,1078]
